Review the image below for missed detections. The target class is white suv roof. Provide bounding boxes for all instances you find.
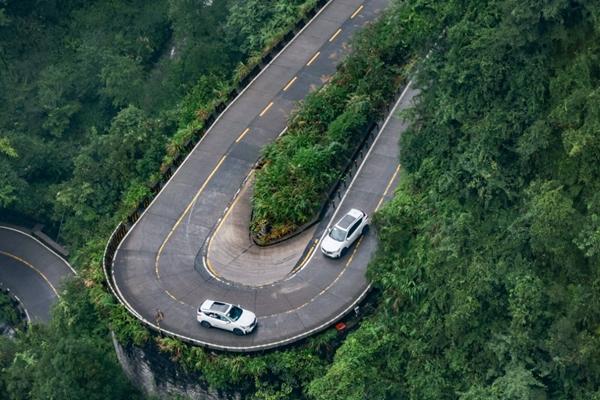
[200,299,229,313]
[335,209,364,230]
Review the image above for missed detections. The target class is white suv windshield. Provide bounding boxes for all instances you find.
[227,306,243,321]
[330,226,346,241]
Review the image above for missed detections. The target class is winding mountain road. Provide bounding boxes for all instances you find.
[0,226,75,323]
[110,0,416,351]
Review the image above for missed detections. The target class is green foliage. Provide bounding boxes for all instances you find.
[308,0,600,399]
[0,138,16,158]
[225,0,317,55]
[251,11,409,242]
[0,137,20,207]
[0,291,22,328]
[150,329,338,399]
[0,1,319,398]
[0,279,143,400]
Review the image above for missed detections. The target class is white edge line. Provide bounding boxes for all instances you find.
[109,80,413,352]
[12,294,31,324]
[108,0,348,341]
[0,226,76,275]
[112,0,339,266]
[286,79,413,279]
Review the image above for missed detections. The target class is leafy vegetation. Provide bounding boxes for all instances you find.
[0,0,315,247]
[0,280,144,400]
[3,0,600,399]
[0,290,23,329]
[0,1,321,399]
[251,12,408,243]
[307,0,600,398]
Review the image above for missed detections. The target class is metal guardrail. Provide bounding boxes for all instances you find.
[102,0,337,345]
[0,285,30,328]
[104,1,414,355]
[102,0,412,351]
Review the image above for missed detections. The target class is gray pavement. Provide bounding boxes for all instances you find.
[0,226,75,323]
[112,0,413,351]
[205,175,317,286]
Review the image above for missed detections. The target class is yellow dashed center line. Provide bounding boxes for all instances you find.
[375,164,401,212]
[351,5,364,19]
[329,28,342,42]
[0,251,59,297]
[261,236,360,319]
[235,128,250,143]
[345,236,363,267]
[259,101,274,117]
[283,76,298,91]
[155,155,227,284]
[205,173,251,278]
[165,289,185,305]
[307,51,321,66]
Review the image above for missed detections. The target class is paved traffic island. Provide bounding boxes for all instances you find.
[204,173,317,286]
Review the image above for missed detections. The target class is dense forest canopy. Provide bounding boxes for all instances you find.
[0,0,312,249]
[308,0,600,398]
[1,0,600,399]
[0,1,319,398]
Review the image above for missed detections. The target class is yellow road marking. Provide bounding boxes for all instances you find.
[0,251,59,297]
[351,4,364,19]
[345,236,363,267]
[295,239,319,272]
[235,128,250,143]
[307,51,320,66]
[262,235,361,318]
[165,289,186,305]
[375,164,401,212]
[155,155,227,282]
[205,173,251,278]
[329,28,342,42]
[283,76,298,91]
[259,101,274,117]
[205,257,219,278]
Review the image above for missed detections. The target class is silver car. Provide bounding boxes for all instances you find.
[197,299,257,335]
[321,208,368,258]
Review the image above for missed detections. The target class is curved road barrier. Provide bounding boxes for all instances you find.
[0,226,75,323]
[106,0,414,351]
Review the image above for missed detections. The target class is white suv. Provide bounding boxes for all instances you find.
[197,300,257,335]
[320,208,368,258]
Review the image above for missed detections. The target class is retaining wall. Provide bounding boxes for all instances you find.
[112,334,241,400]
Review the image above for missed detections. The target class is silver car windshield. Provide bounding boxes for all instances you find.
[227,306,243,321]
[330,226,346,241]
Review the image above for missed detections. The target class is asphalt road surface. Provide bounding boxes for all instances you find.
[112,0,417,351]
[0,226,75,323]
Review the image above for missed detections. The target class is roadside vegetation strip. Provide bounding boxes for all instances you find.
[250,8,410,244]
